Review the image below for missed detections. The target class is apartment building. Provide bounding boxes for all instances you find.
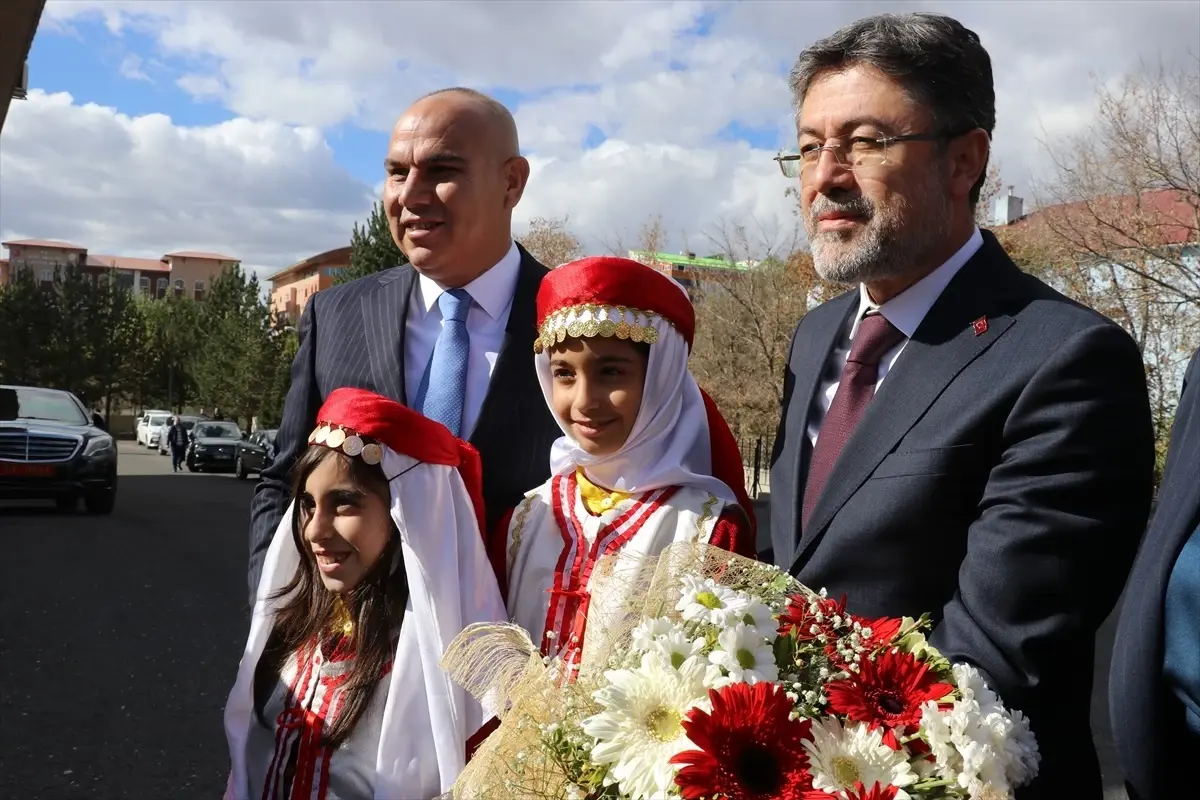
[0,238,237,301]
[267,246,351,323]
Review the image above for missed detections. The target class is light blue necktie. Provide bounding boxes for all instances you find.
[418,288,471,437]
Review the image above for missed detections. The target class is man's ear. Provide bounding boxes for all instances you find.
[504,156,530,210]
[951,128,991,205]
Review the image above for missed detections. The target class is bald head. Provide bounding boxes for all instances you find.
[409,87,521,160]
[383,87,530,287]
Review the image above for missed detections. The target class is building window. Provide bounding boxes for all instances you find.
[139,277,151,296]
[194,280,205,302]
[39,269,53,283]
[156,277,168,299]
[174,279,185,298]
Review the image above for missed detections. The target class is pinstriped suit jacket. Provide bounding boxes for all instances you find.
[248,246,562,597]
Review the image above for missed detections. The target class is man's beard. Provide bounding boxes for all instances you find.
[804,173,951,286]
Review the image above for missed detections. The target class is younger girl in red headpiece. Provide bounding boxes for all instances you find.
[224,388,505,800]
[490,256,757,671]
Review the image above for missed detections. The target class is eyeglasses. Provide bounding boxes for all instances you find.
[774,132,955,179]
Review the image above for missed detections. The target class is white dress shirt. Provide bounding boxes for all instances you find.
[806,227,984,447]
[404,241,521,437]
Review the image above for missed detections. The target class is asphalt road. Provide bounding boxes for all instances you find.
[0,441,252,799]
[0,442,1129,799]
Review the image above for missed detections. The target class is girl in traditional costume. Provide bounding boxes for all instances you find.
[224,387,504,800]
[490,256,758,670]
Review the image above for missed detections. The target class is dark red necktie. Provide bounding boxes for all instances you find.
[802,313,905,529]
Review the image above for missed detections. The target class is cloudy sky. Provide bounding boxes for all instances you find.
[1,0,1197,280]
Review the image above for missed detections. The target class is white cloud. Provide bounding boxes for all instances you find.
[0,90,374,281]
[117,53,149,82]
[15,0,1200,268]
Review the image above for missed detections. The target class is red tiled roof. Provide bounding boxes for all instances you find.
[162,250,239,261]
[1007,188,1198,250]
[87,254,171,273]
[2,238,86,250]
[268,245,352,282]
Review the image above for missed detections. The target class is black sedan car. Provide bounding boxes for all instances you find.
[0,384,118,513]
[186,420,244,473]
[234,428,276,480]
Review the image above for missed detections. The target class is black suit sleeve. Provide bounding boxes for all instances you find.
[930,323,1154,706]
[247,297,322,599]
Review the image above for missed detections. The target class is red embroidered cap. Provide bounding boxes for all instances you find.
[307,387,486,533]
[534,257,697,353]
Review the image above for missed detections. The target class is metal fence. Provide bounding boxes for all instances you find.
[737,436,774,498]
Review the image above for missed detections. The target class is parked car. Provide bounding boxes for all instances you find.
[136,409,172,448]
[234,428,277,480]
[157,415,202,455]
[0,384,118,513]
[186,420,243,473]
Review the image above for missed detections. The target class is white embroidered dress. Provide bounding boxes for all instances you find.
[501,470,742,668]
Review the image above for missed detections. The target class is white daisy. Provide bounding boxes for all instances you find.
[630,617,678,653]
[709,622,779,684]
[582,652,712,800]
[734,599,778,638]
[805,717,917,800]
[647,626,707,670]
[675,575,751,627]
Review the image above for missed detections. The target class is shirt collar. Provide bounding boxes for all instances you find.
[416,240,521,321]
[850,226,984,340]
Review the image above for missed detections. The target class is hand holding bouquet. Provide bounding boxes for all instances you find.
[443,543,1039,800]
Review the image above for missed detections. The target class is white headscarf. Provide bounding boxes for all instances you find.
[535,296,739,506]
[223,444,504,799]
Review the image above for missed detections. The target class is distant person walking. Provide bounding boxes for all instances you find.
[167,417,189,473]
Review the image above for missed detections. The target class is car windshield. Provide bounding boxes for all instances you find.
[194,422,240,439]
[0,387,87,425]
[150,415,169,427]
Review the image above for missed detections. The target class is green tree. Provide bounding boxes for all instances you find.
[192,263,284,429]
[86,270,149,419]
[0,269,53,386]
[337,200,408,285]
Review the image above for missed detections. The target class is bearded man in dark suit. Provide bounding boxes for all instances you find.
[249,88,561,598]
[768,13,1154,797]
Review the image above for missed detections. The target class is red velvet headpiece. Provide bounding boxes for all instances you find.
[308,387,486,534]
[534,257,697,351]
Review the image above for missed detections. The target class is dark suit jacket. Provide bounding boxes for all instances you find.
[248,245,562,597]
[769,231,1154,798]
[1110,349,1200,799]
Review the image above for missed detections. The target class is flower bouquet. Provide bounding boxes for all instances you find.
[442,543,1038,800]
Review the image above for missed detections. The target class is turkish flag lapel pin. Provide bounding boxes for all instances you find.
[971,316,989,336]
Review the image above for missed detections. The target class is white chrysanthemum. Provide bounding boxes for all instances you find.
[919,664,1040,794]
[709,622,779,684]
[675,575,751,627]
[630,617,679,653]
[733,599,778,638]
[805,717,917,800]
[647,626,707,670]
[582,652,712,800]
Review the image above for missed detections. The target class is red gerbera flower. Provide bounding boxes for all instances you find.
[825,649,954,748]
[671,682,814,800]
[853,615,904,650]
[801,781,899,800]
[778,592,847,640]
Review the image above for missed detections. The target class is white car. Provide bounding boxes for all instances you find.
[135,410,172,448]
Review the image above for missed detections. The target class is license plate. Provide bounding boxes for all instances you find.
[0,462,56,477]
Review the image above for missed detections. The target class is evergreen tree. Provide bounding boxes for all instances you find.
[0,269,52,386]
[337,200,408,285]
